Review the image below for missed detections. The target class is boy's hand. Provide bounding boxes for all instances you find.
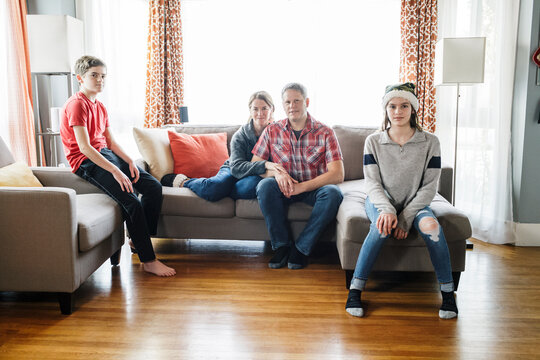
[112,168,134,193]
[129,162,140,183]
[393,227,408,240]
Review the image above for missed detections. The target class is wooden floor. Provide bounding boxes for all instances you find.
[1,238,540,359]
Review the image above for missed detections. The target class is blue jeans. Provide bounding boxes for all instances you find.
[183,167,262,201]
[351,197,454,292]
[256,177,343,255]
[75,148,162,263]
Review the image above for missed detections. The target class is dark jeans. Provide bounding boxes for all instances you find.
[183,167,262,201]
[75,148,162,262]
[256,177,343,255]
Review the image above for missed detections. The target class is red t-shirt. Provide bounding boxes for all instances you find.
[60,92,110,172]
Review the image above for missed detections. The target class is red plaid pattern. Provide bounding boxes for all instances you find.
[252,113,343,182]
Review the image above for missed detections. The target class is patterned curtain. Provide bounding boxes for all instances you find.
[5,0,36,165]
[399,0,438,133]
[144,0,184,128]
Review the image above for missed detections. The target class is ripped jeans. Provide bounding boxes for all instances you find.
[351,197,454,292]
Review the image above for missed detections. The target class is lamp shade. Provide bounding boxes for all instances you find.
[435,37,486,85]
[26,15,84,73]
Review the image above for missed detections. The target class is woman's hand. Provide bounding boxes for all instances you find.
[112,167,134,193]
[376,213,397,237]
[393,227,408,240]
[128,161,140,183]
[265,161,287,175]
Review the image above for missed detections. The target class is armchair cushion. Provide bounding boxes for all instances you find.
[77,194,124,252]
[0,162,43,187]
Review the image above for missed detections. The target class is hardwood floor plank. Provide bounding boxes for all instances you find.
[1,238,540,359]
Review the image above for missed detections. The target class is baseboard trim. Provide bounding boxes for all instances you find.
[515,223,540,246]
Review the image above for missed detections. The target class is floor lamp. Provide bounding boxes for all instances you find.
[435,37,486,205]
[26,15,84,166]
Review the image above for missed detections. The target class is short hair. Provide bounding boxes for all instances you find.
[74,55,107,76]
[281,83,307,99]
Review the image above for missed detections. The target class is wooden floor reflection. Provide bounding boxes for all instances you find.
[1,238,539,359]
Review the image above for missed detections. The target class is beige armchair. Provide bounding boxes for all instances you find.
[0,136,125,314]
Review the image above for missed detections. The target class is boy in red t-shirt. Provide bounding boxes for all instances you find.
[60,55,175,277]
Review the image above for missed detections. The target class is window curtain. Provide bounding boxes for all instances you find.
[144,0,184,128]
[0,0,36,165]
[399,0,438,133]
[436,0,518,244]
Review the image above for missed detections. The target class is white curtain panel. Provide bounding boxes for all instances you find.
[75,0,149,158]
[436,0,520,244]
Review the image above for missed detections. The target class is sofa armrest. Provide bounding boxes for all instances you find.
[0,187,80,292]
[438,164,453,203]
[31,167,103,194]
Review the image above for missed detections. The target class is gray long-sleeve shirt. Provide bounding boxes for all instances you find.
[223,120,267,179]
[363,129,442,231]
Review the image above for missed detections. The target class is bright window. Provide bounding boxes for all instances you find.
[182,0,401,126]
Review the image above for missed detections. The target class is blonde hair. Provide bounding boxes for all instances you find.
[248,91,274,122]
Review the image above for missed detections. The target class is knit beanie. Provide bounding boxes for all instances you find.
[381,82,419,111]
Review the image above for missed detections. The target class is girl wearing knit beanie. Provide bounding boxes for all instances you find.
[345,82,458,319]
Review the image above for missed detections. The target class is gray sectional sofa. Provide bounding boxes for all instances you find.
[137,124,472,288]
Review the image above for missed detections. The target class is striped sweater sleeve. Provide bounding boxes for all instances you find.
[363,135,396,215]
[397,135,442,231]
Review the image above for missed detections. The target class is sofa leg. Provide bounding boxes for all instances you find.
[452,271,461,291]
[58,292,74,315]
[345,270,353,289]
[110,248,122,266]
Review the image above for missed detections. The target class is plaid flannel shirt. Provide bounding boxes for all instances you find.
[251,113,343,182]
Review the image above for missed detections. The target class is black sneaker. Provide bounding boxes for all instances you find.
[345,289,364,317]
[268,246,290,269]
[439,291,458,319]
[288,246,309,269]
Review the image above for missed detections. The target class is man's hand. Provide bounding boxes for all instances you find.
[376,213,397,237]
[275,172,297,198]
[129,161,140,183]
[112,167,134,193]
[393,227,408,240]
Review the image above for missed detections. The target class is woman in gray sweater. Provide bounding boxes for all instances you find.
[161,91,285,201]
[345,83,458,319]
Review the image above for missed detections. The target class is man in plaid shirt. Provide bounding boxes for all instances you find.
[251,83,344,269]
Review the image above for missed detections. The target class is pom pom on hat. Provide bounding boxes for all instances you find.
[382,82,419,111]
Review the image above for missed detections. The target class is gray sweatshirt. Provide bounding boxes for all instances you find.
[363,129,441,231]
[223,120,267,179]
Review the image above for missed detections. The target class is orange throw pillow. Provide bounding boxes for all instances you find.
[168,131,229,178]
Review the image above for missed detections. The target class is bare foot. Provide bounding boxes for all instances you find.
[143,260,176,277]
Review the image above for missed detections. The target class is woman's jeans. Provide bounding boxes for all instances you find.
[183,167,262,202]
[351,197,454,292]
[75,148,162,263]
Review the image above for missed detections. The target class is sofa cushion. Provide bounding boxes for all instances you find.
[133,127,173,182]
[161,186,235,218]
[77,194,123,252]
[336,179,471,247]
[332,125,377,181]
[166,124,241,153]
[168,131,229,178]
[235,198,315,221]
[0,162,43,187]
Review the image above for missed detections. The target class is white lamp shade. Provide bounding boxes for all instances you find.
[435,37,486,85]
[26,15,84,73]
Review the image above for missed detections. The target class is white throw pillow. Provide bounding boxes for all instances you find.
[132,127,174,181]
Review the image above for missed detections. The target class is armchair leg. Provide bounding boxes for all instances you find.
[110,248,122,266]
[345,270,353,289]
[58,292,74,315]
[452,271,461,291]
